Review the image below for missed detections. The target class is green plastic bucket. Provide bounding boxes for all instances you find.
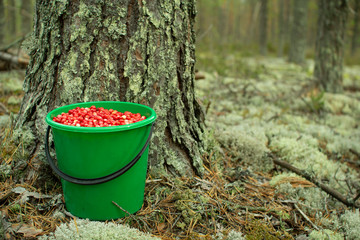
[45,101,156,220]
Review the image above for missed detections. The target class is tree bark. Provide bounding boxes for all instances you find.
[14,0,205,188]
[351,0,360,55]
[288,0,308,65]
[259,0,268,55]
[314,0,348,93]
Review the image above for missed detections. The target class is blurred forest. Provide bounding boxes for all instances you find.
[195,0,360,69]
[0,0,34,48]
[1,0,360,70]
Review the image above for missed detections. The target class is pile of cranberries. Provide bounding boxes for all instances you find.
[52,105,146,127]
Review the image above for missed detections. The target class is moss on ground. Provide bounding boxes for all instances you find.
[1,57,360,239]
[195,57,360,238]
[39,219,160,240]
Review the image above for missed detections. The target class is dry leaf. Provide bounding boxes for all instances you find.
[17,225,43,238]
[157,222,166,231]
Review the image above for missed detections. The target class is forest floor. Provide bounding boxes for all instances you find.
[0,56,360,239]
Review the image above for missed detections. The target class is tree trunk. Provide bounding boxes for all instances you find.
[283,0,291,50]
[7,0,17,36]
[235,4,243,41]
[13,0,205,188]
[351,0,360,55]
[0,0,4,45]
[277,0,284,57]
[259,0,268,55]
[270,0,276,46]
[217,0,228,44]
[246,1,260,45]
[20,0,33,34]
[307,1,318,48]
[313,0,348,93]
[288,0,308,65]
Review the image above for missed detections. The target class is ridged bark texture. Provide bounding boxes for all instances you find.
[288,0,308,65]
[314,0,348,93]
[14,0,205,186]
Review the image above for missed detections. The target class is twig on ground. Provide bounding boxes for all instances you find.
[349,148,360,158]
[271,155,360,208]
[0,191,13,204]
[112,201,150,232]
[63,210,75,218]
[266,113,280,122]
[112,201,133,217]
[343,158,360,167]
[353,192,360,202]
[73,217,79,234]
[293,203,320,231]
[0,102,10,115]
[145,179,163,184]
[334,166,349,193]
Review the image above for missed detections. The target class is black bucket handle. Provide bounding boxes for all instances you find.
[45,123,154,185]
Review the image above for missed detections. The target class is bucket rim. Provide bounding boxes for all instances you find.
[45,101,156,133]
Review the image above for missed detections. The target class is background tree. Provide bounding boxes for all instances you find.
[351,0,360,55]
[268,0,277,46]
[288,0,309,65]
[313,0,348,93]
[259,0,268,55]
[20,0,33,34]
[217,0,228,45]
[14,0,205,187]
[306,1,318,48]
[245,1,260,45]
[277,0,285,57]
[7,0,17,36]
[0,0,4,45]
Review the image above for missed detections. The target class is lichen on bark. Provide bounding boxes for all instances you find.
[123,0,205,175]
[14,0,205,187]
